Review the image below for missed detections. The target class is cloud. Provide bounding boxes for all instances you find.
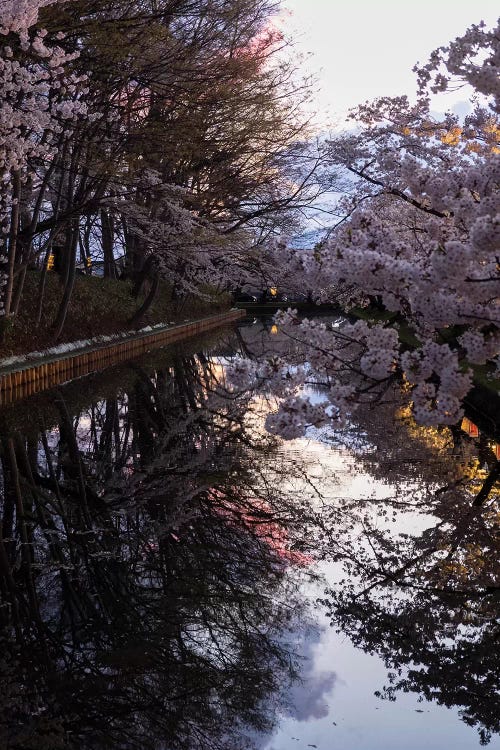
[287,670,337,721]
[284,624,337,722]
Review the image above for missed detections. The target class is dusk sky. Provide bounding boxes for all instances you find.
[280,1,500,126]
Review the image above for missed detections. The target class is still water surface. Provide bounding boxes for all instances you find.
[0,320,499,749]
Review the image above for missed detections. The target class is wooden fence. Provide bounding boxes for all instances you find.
[0,309,245,406]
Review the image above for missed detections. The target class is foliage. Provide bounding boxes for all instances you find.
[228,18,500,437]
[0,0,317,337]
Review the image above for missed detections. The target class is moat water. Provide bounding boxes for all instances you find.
[0,319,498,750]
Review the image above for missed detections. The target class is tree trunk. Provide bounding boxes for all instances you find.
[52,222,79,340]
[4,170,21,317]
[473,461,500,507]
[128,274,159,326]
[101,209,116,278]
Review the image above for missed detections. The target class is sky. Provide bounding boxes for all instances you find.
[279,0,500,127]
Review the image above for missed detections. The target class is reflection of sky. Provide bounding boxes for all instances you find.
[260,437,500,750]
[223,324,499,748]
[265,627,487,750]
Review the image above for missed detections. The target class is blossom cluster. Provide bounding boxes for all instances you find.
[227,311,399,439]
[0,0,86,314]
[415,18,500,113]
[265,396,328,440]
[231,19,500,438]
[0,0,85,175]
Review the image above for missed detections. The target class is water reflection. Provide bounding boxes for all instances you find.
[0,322,499,748]
[237,319,500,747]
[320,399,500,746]
[0,338,327,750]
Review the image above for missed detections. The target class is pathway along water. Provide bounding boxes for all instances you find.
[0,318,499,750]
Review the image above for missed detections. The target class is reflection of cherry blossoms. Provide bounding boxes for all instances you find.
[214,491,313,567]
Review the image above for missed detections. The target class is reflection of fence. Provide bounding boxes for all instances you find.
[0,310,245,406]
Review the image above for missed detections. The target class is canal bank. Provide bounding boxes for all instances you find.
[0,309,245,405]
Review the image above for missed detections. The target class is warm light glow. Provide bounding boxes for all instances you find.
[461,417,479,438]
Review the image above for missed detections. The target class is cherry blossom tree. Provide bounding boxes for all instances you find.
[229,17,500,436]
[0,0,319,336]
[0,0,86,318]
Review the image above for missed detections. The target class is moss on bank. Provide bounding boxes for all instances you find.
[0,272,231,358]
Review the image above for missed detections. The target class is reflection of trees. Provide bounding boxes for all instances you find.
[355,398,500,497]
[237,316,499,490]
[4,321,500,747]
[323,529,500,746]
[328,393,500,508]
[233,319,500,743]
[319,395,500,746]
[0,352,317,750]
